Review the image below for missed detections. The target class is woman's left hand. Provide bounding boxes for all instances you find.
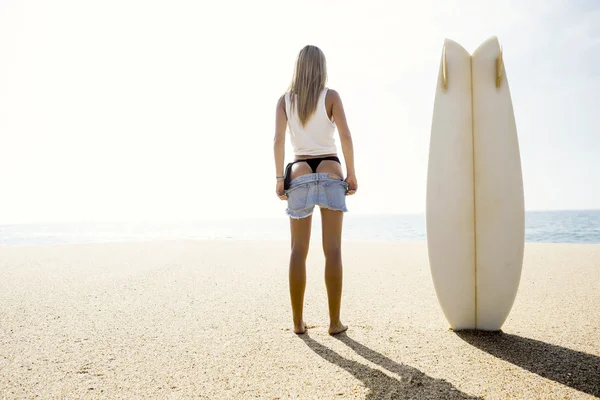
[276,180,287,200]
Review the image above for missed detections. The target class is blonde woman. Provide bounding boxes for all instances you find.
[273,45,358,335]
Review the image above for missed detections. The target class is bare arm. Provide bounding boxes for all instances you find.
[273,95,287,177]
[273,95,287,197]
[330,90,356,178]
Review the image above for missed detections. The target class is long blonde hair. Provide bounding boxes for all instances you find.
[287,45,327,126]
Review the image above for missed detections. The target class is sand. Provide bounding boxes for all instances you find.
[0,240,598,399]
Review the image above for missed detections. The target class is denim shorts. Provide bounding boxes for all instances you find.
[285,173,349,219]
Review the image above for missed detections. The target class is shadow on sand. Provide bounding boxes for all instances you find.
[299,332,480,399]
[457,330,600,397]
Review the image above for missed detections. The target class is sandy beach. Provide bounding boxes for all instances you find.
[0,240,598,399]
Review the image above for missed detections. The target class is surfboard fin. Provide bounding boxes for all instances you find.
[496,45,503,88]
[442,46,448,91]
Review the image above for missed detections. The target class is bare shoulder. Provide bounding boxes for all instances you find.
[327,89,345,111]
[277,93,287,115]
[277,93,286,107]
[326,88,341,102]
[325,89,342,117]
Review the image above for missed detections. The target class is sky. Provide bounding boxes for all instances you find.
[1,0,599,224]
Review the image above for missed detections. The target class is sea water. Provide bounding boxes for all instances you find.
[0,210,598,247]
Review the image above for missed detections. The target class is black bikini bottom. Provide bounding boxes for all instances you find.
[283,156,341,190]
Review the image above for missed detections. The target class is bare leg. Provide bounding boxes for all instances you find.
[288,162,313,334]
[320,207,348,335]
[289,215,312,334]
[315,159,348,335]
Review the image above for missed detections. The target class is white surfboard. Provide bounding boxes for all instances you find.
[426,37,525,331]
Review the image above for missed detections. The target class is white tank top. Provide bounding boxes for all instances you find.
[284,88,337,156]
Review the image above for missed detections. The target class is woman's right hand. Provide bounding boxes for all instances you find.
[345,174,358,195]
[276,180,287,200]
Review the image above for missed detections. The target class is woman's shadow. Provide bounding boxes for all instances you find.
[299,333,480,399]
[456,331,600,397]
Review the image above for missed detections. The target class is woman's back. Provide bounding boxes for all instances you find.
[284,88,337,157]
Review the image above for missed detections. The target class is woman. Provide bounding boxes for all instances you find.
[273,45,358,335]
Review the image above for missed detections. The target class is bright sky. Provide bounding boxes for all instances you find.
[1,0,598,224]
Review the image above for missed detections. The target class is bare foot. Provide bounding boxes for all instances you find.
[294,322,307,334]
[328,322,348,335]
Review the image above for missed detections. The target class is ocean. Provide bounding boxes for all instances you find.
[0,210,598,247]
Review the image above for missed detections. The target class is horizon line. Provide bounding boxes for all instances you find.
[1,208,599,226]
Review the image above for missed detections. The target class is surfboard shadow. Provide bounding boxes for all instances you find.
[299,333,480,399]
[456,331,600,397]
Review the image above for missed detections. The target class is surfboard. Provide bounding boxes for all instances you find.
[426,37,525,331]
